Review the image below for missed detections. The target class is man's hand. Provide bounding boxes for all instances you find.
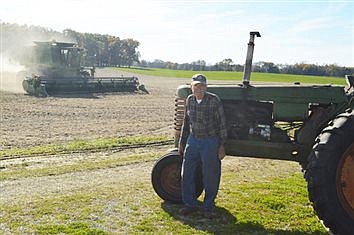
[179,144,185,157]
[218,145,226,160]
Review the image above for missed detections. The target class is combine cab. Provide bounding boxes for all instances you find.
[21,41,147,96]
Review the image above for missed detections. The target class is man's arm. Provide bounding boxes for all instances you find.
[216,99,227,144]
[218,145,226,160]
[178,97,190,156]
[216,98,227,160]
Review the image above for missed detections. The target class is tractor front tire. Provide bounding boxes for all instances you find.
[151,149,203,203]
[306,108,354,235]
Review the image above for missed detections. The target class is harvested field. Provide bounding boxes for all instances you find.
[0,68,190,150]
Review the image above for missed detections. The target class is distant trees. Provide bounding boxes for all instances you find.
[253,62,280,73]
[278,63,352,77]
[215,58,234,71]
[62,29,140,67]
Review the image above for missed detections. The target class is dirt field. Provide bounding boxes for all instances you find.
[0,68,191,150]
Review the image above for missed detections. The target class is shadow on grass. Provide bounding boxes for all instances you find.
[161,202,327,235]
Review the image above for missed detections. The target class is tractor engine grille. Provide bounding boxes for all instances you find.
[173,98,290,144]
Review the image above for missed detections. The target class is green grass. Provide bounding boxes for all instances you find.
[219,173,324,233]
[0,153,327,234]
[0,135,172,159]
[36,222,107,235]
[115,67,346,85]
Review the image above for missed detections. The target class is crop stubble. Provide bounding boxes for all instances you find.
[0,68,189,150]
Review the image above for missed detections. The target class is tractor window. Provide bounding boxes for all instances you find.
[60,49,69,66]
[49,47,67,67]
[67,49,80,67]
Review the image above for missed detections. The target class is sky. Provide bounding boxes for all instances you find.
[1,0,353,66]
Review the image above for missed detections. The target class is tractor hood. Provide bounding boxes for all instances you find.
[177,84,348,104]
[176,83,350,121]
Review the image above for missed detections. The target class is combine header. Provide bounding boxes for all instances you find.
[21,41,147,96]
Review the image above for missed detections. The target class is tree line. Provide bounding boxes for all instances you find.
[1,22,352,77]
[63,29,139,67]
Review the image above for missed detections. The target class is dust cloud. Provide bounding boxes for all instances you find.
[0,55,26,93]
[1,22,76,94]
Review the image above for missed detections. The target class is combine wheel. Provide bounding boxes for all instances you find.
[305,108,354,234]
[151,149,203,203]
[138,84,149,94]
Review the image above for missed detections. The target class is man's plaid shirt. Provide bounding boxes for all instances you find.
[179,92,227,147]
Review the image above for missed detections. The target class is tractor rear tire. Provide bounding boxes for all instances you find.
[151,149,203,203]
[305,108,354,235]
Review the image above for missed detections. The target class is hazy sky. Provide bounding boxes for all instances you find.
[1,0,353,66]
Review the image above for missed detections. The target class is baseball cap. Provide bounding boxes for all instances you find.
[191,74,207,84]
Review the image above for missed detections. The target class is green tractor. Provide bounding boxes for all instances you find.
[151,32,354,234]
[21,41,147,97]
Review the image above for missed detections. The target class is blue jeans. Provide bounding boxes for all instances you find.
[181,135,221,210]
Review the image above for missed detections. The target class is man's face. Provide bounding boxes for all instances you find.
[191,82,207,97]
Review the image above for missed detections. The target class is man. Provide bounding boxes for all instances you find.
[178,74,227,218]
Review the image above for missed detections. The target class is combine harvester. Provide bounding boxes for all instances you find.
[21,41,147,96]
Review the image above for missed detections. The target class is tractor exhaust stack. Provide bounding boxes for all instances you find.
[243,31,261,87]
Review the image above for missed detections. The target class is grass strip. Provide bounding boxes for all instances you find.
[115,67,346,85]
[0,152,163,181]
[0,135,172,159]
